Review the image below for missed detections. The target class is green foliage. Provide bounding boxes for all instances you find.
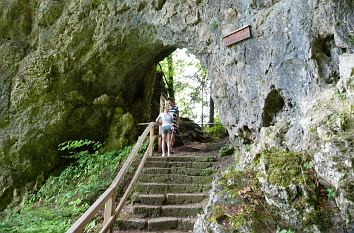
[326,188,336,199]
[276,227,295,233]
[159,49,211,124]
[157,54,175,99]
[303,161,313,169]
[203,124,227,140]
[138,142,148,154]
[0,145,133,233]
[210,20,219,31]
[58,139,102,154]
[335,89,346,100]
[219,145,235,157]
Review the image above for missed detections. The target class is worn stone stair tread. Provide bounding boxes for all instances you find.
[114,231,191,233]
[144,161,213,169]
[134,193,207,205]
[133,203,203,209]
[134,183,210,194]
[135,182,210,186]
[147,155,214,162]
[138,174,212,184]
[116,152,214,232]
[142,167,214,176]
[115,217,195,231]
[133,204,203,218]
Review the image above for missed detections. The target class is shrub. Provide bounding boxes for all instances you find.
[203,124,228,140]
[0,143,133,233]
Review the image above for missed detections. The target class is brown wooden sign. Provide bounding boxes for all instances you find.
[223,25,251,47]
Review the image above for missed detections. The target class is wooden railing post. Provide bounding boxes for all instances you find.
[158,124,162,153]
[67,122,156,233]
[149,124,155,156]
[104,194,115,233]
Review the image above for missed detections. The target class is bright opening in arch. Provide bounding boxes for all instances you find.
[157,48,216,125]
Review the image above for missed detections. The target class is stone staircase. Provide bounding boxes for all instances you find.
[114,154,215,232]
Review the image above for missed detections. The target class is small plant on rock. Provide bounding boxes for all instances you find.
[303,162,313,169]
[326,188,336,199]
[276,227,295,233]
[210,20,219,31]
[219,145,235,157]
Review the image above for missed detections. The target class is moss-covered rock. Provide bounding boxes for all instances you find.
[0,1,353,229]
[256,148,344,232]
[258,148,308,187]
[208,168,281,232]
[104,108,135,151]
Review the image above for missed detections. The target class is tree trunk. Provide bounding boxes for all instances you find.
[166,54,174,100]
[209,95,214,124]
[201,85,204,128]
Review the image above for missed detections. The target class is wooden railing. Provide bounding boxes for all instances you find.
[66,122,157,233]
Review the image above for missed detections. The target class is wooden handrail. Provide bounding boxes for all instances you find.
[66,122,157,233]
[99,135,157,233]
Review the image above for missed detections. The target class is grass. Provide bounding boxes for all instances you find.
[0,144,133,233]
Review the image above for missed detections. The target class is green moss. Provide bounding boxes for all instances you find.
[349,33,354,45]
[219,168,250,197]
[0,119,9,128]
[339,180,354,202]
[209,205,229,223]
[219,145,235,157]
[303,208,332,231]
[216,168,278,231]
[104,108,135,151]
[259,148,308,187]
[229,205,253,228]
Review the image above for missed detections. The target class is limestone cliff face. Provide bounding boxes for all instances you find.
[0,0,353,228]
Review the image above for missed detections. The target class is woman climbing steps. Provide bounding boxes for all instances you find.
[156,107,173,157]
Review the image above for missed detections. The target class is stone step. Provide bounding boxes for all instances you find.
[133,204,203,218]
[115,217,195,231]
[114,153,214,232]
[144,161,213,169]
[142,167,214,176]
[134,193,207,205]
[138,174,212,184]
[114,231,189,233]
[134,183,210,194]
[147,155,214,162]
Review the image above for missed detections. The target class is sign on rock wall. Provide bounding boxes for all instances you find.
[223,25,251,47]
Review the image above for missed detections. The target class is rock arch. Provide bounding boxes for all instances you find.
[0,0,353,217]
